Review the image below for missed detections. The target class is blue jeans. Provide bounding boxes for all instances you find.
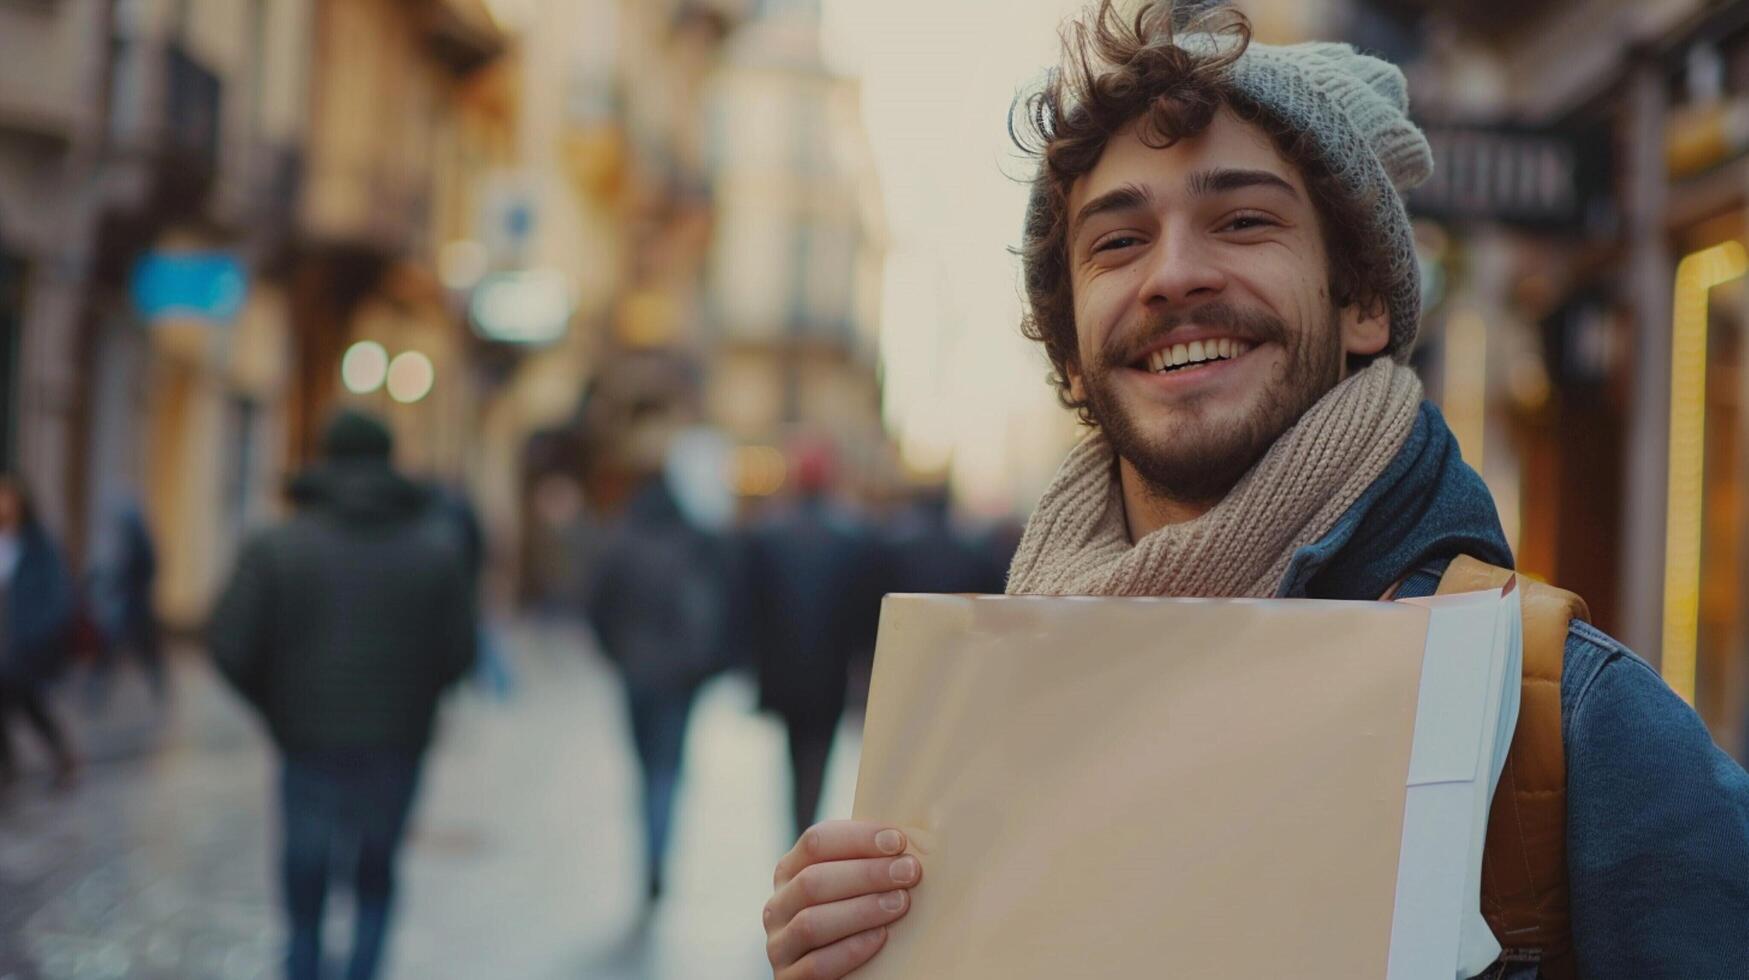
[279,748,423,980]
[624,684,697,895]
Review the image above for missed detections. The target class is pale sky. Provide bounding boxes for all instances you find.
[821,0,1087,514]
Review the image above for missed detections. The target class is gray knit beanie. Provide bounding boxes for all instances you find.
[1223,40,1433,361]
[1024,37,1433,362]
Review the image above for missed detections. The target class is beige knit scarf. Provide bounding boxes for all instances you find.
[1006,359,1424,598]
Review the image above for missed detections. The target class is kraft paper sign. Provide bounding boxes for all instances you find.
[850,592,1516,979]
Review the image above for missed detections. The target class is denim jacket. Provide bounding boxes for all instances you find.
[1277,401,1749,978]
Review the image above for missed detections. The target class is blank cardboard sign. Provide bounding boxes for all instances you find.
[851,594,1433,979]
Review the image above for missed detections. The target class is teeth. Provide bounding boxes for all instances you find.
[1145,338,1255,372]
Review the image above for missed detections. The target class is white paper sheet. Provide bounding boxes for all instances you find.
[1392,584,1522,979]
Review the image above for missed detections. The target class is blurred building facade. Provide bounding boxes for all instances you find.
[704,0,887,487]
[498,0,893,599]
[0,0,509,626]
[0,0,317,624]
[290,0,504,475]
[476,0,748,598]
[0,0,112,539]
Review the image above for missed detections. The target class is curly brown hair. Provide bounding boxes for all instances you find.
[1013,0,1389,423]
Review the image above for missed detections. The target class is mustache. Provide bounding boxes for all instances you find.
[1100,301,1289,370]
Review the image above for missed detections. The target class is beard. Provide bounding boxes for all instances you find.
[1081,299,1345,507]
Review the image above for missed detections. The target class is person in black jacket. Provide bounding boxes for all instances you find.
[208,410,476,980]
[883,485,1006,596]
[0,473,79,789]
[743,450,884,840]
[87,499,166,704]
[585,472,732,905]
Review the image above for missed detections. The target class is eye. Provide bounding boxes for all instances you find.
[1092,235,1143,254]
[1221,213,1278,233]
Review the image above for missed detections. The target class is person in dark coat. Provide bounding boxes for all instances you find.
[743,449,884,839]
[424,483,514,698]
[0,474,79,788]
[98,500,165,699]
[208,410,477,980]
[883,485,1005,596]
[585,473,731,904]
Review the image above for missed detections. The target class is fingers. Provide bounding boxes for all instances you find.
[775,926,888,980]
[765,822,917,977]
[766,854,921,925]
[774,821,907,887]
[768,891,908,974]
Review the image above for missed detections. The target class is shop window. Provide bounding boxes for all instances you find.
[1665,227,1749,761]
[1697,279,1748,760]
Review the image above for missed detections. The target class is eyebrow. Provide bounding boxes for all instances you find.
[1071,184,1152,239]
[1186,167,1299,200]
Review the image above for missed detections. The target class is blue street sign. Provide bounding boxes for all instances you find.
[130,252,248,324]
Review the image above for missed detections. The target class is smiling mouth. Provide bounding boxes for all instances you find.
[1133,338,1256,374]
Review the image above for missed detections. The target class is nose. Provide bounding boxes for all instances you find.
[1135,226,1227,309]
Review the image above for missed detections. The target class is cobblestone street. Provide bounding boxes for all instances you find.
[0,621,861,979]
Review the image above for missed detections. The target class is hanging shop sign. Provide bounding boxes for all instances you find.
[1406,123,1613,234]
[130,251,247,324]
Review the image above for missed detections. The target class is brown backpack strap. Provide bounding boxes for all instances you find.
[1436,556,1588,980]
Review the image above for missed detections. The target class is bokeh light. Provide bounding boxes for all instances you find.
[386,351,435,404]
[733,445,788,497]
[340,341,389,395]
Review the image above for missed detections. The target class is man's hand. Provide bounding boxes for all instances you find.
[764,820,921,979]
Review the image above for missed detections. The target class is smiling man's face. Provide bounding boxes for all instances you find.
[1065,108,1389,507]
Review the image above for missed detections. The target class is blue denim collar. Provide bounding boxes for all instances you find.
[1275,400,1514,600]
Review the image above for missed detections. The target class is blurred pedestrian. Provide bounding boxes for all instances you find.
[88,500,165,701]
[883,485,1000,595]
[977,516,1026,593]
[584,468,732,905]
[425,482,514,699]
[743,446,884,840]
[0,474,80,789]
[208,410,477,980]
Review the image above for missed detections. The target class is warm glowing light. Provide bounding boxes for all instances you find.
[341,341,389,394]
[733,445,788,497]
[386,351,435,404]
[1662,239,1747,704]
[1443,309,1488,468]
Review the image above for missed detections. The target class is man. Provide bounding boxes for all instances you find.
[210,410,476,980]
[585,443,733,905]
[761,4,1749,978]
[0,473,79,789]
[742,443,884,841]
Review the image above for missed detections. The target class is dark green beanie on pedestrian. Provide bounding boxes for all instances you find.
[321,409,394,462]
